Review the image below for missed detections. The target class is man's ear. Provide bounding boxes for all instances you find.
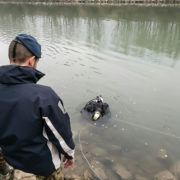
[28,56,36,67]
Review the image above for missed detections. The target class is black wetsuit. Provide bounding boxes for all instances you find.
[84,100,109,116]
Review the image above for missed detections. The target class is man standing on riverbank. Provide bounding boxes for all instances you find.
[0,34,75,180]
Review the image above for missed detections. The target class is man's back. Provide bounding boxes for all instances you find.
[0,65,75,176]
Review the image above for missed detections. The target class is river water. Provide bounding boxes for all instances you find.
[0,3,180,179]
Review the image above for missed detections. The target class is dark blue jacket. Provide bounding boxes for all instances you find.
[0,65,75,176]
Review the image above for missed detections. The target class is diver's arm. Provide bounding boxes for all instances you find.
[101,103,109,115]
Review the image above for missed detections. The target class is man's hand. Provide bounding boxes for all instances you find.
[63,156,74,168]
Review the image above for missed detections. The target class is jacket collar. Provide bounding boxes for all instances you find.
[0,65,45,84]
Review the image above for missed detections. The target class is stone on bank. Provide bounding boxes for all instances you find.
[154,170,177,180]
[113,164,133,180]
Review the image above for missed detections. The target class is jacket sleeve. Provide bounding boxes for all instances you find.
[40,87,75,160]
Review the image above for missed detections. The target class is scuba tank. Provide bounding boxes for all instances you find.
[92,96,103,121]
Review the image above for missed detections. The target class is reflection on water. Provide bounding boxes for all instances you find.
[0,4,180,66]
[0,3,180,179]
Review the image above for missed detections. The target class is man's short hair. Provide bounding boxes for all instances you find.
[8,41,33,63]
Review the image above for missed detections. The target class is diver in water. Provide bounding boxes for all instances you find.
[82,96,109,121]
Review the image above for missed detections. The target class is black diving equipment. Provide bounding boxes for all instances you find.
[83,96,109,121]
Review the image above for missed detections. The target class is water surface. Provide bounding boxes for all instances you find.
[0,4,180,179]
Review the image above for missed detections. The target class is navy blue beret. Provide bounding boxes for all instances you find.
[14,34,41,58]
